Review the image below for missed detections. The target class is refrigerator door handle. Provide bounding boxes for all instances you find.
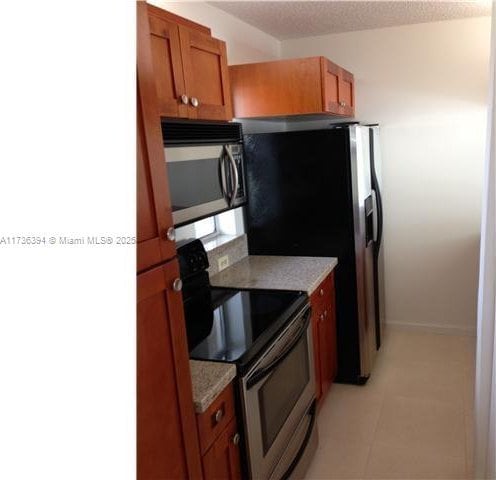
[371,189,378,243]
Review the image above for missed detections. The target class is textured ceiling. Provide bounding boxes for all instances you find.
[208,1,492,39]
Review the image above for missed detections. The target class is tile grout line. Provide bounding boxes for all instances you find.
[463,411,471,480]
[361,384,387,479]
[462,367,475,480]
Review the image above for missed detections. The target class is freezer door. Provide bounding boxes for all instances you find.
[349,126,377,378]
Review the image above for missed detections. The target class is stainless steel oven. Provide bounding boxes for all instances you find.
[240,303,318,480]
[162,120,246,226]
[178,238,318,480]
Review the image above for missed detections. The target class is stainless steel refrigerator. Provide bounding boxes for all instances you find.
[243,123,384,384]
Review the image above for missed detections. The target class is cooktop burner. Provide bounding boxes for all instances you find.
[189,288,307,371]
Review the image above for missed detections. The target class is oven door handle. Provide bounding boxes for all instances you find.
[280,400,317,480]
[246,308,311,390]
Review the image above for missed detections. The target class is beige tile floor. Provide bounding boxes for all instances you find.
[304,328,476,480]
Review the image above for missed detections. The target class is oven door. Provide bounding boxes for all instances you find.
[240,304,316,480]
[165,144,244,226]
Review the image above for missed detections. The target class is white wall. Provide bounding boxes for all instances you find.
[282,17,491,334]
[147,1,280,63]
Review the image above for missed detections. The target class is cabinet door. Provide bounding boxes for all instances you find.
[318,275,338,398]
[179,27,233,121]
[137,260,203,480]
[147,8,188,118]
[137,2,176,272]
[321,58,341,115]
[338,68,355,117]
[202,418,242,480]
[318,305,334,398]
[311,306,322,402]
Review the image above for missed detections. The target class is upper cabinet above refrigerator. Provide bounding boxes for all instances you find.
[229,56,355,119]
[147,4,233,121]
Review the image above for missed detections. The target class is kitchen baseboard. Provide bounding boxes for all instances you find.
[385,321,476,337]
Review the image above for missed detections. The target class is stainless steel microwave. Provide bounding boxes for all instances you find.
[162,120,247,227]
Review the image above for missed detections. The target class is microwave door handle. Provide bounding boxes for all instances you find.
[218,148,229,201]
[224,145,239,207]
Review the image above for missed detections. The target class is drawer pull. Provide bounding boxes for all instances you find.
[232,433,240,446]
[214,408,224,424]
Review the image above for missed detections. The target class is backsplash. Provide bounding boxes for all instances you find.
[205,234,248,276]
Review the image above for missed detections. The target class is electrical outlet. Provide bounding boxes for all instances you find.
[218,255,230,272]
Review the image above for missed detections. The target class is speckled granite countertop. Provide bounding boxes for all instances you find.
[210,255,338,294]
[189,360,236,413]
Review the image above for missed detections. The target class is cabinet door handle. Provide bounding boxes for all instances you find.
[339,101,346,107]
[179,94,189,105]
[214,408,224,423]
[172,278,183,292]
[319,289,324,296]
[190,97,199,108]
[232,433,240,445]
[164,227,175,242]
[319,314,324,323]
[324,310,328,318]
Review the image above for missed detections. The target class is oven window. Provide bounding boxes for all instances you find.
[258,335,310,455]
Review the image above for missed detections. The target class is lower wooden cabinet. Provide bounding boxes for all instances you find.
[196,383,242,480]
[310,271,338,403]
[202,417,242,480]
[197,383,236,455]
[137,259,203,480]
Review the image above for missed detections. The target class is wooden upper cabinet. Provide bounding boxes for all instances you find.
[338,67,355,116]
[229,56,355,119]
[137,2,176,272]
[179,27,233,121]
[147,4,233,121]
[321,58,340,114]
[148,14,187,118]
[202,418,242,480]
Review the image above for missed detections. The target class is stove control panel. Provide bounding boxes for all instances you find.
[177,239,210,279]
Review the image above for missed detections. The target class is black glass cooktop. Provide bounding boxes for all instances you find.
[189,288,307,371]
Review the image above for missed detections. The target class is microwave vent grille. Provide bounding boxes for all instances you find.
[162,120,243,145]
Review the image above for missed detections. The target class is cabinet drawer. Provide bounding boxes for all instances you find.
[196,383,235,455]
